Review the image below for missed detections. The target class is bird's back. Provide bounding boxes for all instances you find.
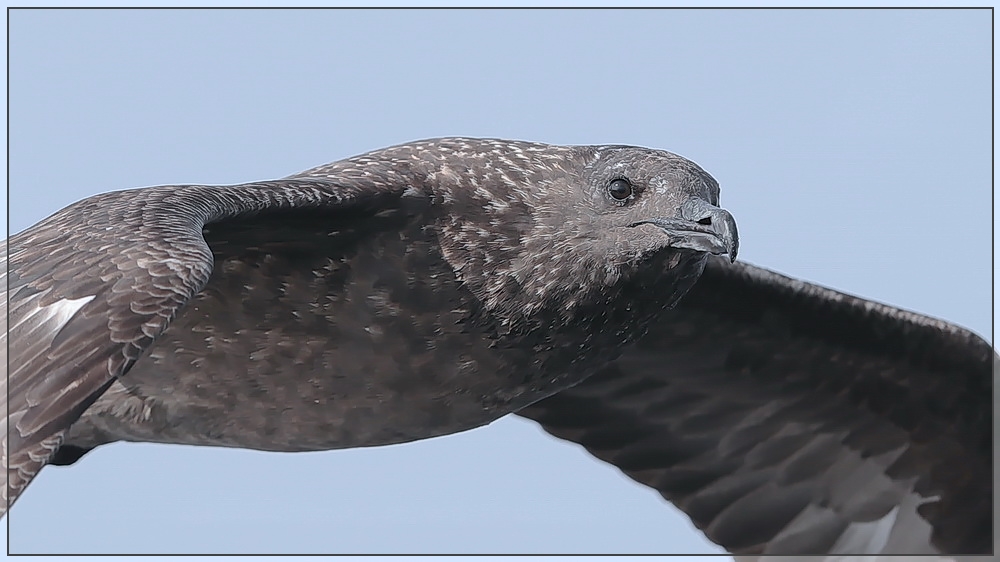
[59,205,547,454]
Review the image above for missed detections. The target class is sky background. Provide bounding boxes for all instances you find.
[4,7,993,559]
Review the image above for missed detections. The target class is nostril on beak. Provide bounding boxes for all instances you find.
[697,217,712,226]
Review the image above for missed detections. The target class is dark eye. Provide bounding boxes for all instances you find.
[608,178,633,201]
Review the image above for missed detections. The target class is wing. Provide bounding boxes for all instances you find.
[1,176,413,514]
[517,255,994,558]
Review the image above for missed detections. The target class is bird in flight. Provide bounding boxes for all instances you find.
[2,138,992,558]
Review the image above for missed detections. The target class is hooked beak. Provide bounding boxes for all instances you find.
[629,199,740,262]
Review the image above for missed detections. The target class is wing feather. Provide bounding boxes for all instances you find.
[518,255,994,557]
[2,177,410,513]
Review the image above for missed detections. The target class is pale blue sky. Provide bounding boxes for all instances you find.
[5,7,992,558]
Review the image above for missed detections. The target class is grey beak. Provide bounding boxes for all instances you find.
[630,199,740,262]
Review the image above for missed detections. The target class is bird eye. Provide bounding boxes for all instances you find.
[608,178,633,201]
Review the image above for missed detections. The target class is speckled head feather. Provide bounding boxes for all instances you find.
[295,138,737,331]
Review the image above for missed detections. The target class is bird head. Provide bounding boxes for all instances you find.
[414,138,739,329]
[565,144,739,269]
[504,143,739,305]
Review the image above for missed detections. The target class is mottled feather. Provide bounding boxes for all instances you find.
[1,138,992,559]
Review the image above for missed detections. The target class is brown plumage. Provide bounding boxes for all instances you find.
[1,138,992,558]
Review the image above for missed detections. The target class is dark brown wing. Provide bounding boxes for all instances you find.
[518,255,994,557]
[1,177,412,513]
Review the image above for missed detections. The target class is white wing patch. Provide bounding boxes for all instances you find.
[5,294,95,376]
[733,444,945,561]
[0,247,97,516]
[21,295,94,334]
[829,504,900,554]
